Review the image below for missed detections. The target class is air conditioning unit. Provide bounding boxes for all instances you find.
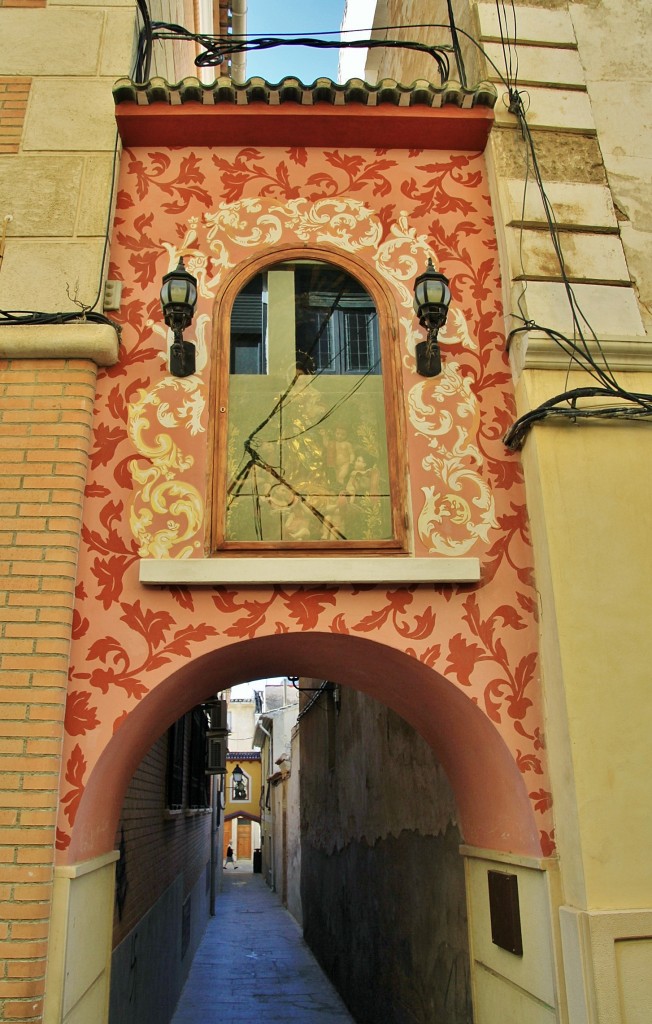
[209,699,228,734]
[205,736,227,775]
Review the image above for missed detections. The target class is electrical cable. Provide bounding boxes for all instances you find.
[288,676,325,692]
[142,23,453,82]
[0,309,121,343]
[296,680,333,721]
[134,0,154,82]
[87,128,122,314]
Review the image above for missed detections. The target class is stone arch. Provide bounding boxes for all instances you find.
[67,631,539,864]
[224,811,260,824]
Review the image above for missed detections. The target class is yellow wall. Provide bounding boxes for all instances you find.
[517,368,652,912]
[224,759,262,820]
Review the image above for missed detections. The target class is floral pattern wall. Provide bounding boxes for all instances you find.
[58,141,554,857]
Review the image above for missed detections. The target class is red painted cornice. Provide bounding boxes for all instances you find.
[115,101,494,151]
[113,76,496,151]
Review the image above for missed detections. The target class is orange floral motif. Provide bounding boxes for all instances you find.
[402,155,482,217]
[61,745,87,826]
[65,692,99,736]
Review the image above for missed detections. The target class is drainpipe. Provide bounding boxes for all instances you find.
[230,0,247,82]
[210,773,225,914]
[257,719,274,889]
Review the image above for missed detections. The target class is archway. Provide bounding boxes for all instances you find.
[69,631,538,865]
[49,631,560,1024]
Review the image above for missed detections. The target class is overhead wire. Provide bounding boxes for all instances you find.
[142,23,453,82]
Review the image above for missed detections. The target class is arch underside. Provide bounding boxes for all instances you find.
[66,632,541,864]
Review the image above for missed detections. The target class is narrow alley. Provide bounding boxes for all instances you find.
[171,867,357,1024]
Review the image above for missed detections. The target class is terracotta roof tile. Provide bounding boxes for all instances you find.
[113,75,497,110]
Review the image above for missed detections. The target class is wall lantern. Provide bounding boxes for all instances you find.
[231,764,247,800]
[413,257,452,377]
[160,256,198,377]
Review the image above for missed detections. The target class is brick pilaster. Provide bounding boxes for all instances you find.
[0,357,97,1024]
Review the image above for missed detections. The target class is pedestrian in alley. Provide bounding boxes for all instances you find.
[224,845,237,869]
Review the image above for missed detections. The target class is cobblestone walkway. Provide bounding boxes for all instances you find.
[171,868,356,1024]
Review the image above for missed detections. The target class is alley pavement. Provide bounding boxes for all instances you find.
[171,865,356,1024]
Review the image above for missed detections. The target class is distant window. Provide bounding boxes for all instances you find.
[166,716,186,810]
[187,707,210,809]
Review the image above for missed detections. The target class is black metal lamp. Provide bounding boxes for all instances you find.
[231,764,247,800]
[413,257,452,377]
[160,256,198,377]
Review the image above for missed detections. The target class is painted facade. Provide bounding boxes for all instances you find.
[55,86,558,1020]
[60,106,550,860]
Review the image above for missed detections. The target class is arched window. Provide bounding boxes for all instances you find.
[211,252,406,551]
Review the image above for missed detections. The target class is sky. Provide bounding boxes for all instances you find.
[244,0,351,82]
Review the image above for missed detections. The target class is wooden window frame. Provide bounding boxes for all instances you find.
[208,244,409,555]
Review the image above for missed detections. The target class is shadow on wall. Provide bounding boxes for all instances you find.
[299,686,473,1024]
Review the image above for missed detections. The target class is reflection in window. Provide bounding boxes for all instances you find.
[225,260,392,544]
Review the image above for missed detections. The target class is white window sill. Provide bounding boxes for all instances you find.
[139,556,480,586]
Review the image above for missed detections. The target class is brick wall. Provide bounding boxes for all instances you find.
[112,722,213,948]
[0,77,31,154]
[0,357,97,1024]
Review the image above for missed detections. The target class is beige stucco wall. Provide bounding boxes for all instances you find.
[463,848,563,1024]
[517,368,652,910]
[43,852,118,1024]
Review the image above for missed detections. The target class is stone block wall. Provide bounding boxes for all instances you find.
[0,0,208,316]
[0,2,138,314]
[370,0,649,360]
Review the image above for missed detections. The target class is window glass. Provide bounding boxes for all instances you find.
[165,716,186,810]
[225,260,392,544]
[187,707,210,809]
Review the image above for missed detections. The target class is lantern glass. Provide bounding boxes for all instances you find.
[413,272,451,314]
[160,258,198,315]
